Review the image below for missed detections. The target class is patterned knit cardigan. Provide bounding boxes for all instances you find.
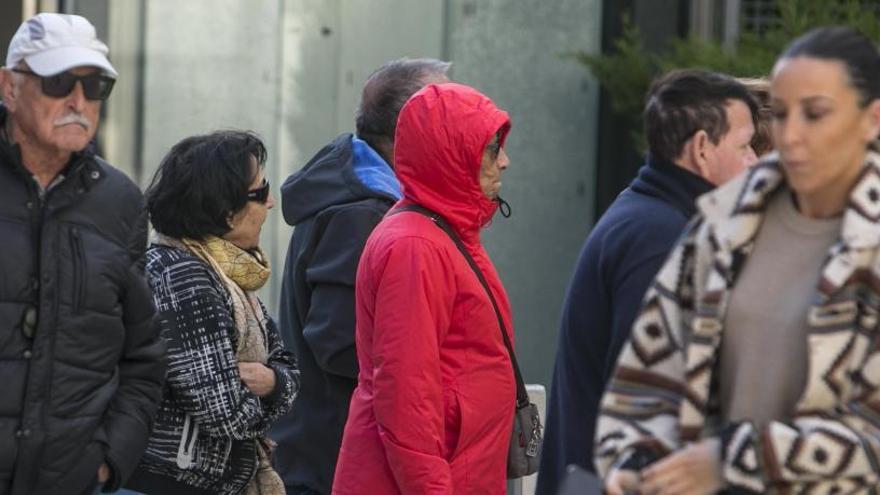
[129,245,300,495]
[595,152,880,493]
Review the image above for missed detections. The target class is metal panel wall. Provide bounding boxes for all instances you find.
[136,0,285,303]
[0,3,24,61]
[446,0,602,387]
[60,0,601,394]
[273,0,447,310]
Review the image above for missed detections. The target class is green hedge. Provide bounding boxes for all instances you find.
[571,0,880,149]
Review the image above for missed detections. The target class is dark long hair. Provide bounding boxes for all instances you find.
[780,26,880,107]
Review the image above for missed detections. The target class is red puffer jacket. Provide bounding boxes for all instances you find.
[332,83,516,494]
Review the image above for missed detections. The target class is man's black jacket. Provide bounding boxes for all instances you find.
[0,106,166,495]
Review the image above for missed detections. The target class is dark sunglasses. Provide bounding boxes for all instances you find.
[247,179,270,203]
[11,68,115,101]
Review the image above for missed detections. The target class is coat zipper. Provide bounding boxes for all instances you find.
[69,227,86,313]
[176,413,199,469]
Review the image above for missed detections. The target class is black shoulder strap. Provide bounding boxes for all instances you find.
[391,204,529,407]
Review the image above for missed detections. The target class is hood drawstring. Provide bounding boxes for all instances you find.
[496,196,512,218]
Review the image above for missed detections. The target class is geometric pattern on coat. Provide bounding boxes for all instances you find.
[595,152,880,493]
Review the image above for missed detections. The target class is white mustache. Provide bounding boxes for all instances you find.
[54,113,92,130]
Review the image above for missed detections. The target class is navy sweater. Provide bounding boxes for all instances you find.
[536,155,713,494]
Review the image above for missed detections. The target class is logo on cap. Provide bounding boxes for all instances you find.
[26,18,45,41]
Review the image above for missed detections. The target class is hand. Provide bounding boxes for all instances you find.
[97,463,110,484]
[639,438,724,495]
[605,468,640,495]
[238,362,276,397]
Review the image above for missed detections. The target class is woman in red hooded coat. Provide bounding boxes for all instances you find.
[332,83,516,494]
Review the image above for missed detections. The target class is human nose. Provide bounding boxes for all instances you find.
[777,113,803,150]
[266,192,275,210]
[498,149,510,170]
[66,81,87,111]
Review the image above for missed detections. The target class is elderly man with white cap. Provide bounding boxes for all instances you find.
[0,13,165,495]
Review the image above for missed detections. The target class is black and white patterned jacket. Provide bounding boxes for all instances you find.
[125,244,299,495]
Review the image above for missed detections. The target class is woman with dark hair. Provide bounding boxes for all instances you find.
[123,130,299,495]
[595,26,880,494]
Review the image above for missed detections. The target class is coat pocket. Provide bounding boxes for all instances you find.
[69,227,87,313]
[44,441,103,494]
[176,413,200,469]
[443,389,464,460]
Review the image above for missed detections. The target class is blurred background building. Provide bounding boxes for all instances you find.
[0,0,777,396]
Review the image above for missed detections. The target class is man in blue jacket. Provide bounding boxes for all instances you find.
[537,69,759,494]
[272,58,450,495]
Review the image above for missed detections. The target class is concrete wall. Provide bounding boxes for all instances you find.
[275,0,602,388]
[0,3,24,62]
[139,0,282,179]
[95,0,602,390]
[69,0,601,392]
[446,0,601,386]
[2,2,602,493]
[274,0,448,307]
[136,0,286,301]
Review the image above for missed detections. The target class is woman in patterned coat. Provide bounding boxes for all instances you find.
[596,27,880,494]
[123,131,299,495]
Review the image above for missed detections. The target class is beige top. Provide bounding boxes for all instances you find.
[720,187,841,428]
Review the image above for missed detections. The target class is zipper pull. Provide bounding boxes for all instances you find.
[176,414,199,469]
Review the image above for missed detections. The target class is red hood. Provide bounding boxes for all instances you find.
[394,83,511,236]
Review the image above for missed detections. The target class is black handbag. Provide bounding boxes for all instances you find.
[392,205,543,478]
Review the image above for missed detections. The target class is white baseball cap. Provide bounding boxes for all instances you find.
[5,13,117,78]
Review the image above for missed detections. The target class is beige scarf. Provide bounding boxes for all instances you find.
[158,234,285,495]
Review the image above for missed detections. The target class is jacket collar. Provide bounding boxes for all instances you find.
[631,154,715,218]
[696,151,880,294]
[676,151,880,440]
[351,136,401,200]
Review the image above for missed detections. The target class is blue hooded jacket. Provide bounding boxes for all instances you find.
[272,133,400,494]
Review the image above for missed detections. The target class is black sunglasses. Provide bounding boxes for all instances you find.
[11,68,115,101]
[247,179,270,203]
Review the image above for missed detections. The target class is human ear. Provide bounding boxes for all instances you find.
[864,99,880,143]
[691,130,712,181]
[0,70,17,110]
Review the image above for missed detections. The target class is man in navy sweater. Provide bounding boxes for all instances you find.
[537,69,759,494]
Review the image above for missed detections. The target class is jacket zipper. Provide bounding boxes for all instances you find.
[69,227,86,313]
[176,413,199,469]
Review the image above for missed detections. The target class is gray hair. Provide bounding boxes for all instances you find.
[355,57,451,159]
